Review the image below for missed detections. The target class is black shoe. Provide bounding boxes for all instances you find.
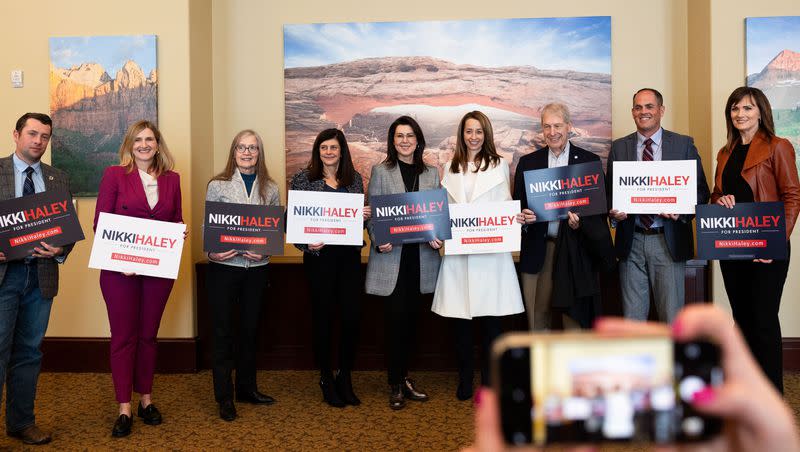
[319,377,346,408]
[219,400,237,421]
[8,424,52,445]
[402,377,429,402]
[137,402,162,425]
[111,414,132,438]
[236,390,276,405]
[389,384,406,410]
[335,371,361,406]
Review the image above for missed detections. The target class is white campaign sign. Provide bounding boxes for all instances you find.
[286,190,365,246]
[89,212,186,279]
[444,201,521,255]
[612,160,697,214]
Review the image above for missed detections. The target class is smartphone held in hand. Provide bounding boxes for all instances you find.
[492,332,722,446]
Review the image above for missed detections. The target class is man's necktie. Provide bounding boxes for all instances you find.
[23,166,35,196]
[639,138,654,229]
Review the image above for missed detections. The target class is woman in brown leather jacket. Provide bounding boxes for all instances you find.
[711,86,800,393]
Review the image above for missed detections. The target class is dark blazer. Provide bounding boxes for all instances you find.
[0,155,74,299]
[93,165,183,231]
[513,143,604,274]
[606,129,710,262]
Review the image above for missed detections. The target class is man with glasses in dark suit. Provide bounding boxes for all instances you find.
[0,113,73,445]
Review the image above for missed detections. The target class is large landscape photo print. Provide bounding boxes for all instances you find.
[284,17,612,190]
[49,35,158,196]
[746,16,800,173]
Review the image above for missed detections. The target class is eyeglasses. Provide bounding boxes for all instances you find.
[236,144,259,154]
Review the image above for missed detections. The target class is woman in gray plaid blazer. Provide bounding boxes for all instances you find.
[365,116,443,410]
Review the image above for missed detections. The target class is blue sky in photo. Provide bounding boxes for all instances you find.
[746,16,800,75]
[284,17,611,73]
[49,35,157,75]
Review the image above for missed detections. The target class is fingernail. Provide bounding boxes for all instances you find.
[671,318,683,337]
[692,386,715,405]
[474,387,483,407]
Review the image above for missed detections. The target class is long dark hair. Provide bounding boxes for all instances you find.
[450,110,500,173]
[384,116,427,175]
[209,129,274,203]
[724,86,775,151]
[307,128,354,187]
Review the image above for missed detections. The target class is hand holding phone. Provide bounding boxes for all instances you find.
[475,305,800,451]
[492,331,722,446]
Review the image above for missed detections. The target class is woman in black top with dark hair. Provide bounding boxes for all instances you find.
[290,128,371,407]
[365,117,443,410]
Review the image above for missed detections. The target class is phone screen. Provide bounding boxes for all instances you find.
[497,335,721,446]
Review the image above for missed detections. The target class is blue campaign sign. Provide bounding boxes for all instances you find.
[369,189,452,245]
[696,202,787,260]
[523,161,607,222]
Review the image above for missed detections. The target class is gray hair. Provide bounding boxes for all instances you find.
[540,103,571,124]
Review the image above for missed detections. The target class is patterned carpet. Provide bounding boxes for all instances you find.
[1,371,799,451]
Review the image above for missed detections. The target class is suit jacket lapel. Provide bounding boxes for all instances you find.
[626,134,637,161]
[443,163,466,203]
[661,131,676,160]
[388,164,406,193]
[471,161,504,202]
[127,169,151,212]
[0,156,15,200]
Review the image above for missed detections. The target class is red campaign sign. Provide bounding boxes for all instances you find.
[631,196,677,204]
[9,226,63,246]
[544,197,590,210]
[390,223,434,234]
[714,240,767,249]
[220,235,267,245]
[304,227,346,235]
[111,252,160,265]
[461,236,503,244]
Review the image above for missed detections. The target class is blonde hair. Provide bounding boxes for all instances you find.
[118,120,175,177]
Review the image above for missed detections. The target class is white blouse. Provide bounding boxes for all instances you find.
[138,169,159,209]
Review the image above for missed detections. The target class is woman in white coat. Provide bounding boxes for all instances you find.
[432,111,524,401]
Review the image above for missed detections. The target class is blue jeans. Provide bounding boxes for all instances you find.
[0,262,53,432]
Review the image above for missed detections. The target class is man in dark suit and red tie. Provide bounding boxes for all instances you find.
[0,113,73,445]
[514,103,614,330]
[606,88,710,323]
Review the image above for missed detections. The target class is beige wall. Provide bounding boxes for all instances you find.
[707,0,800,333]
[1,0,797,339]
[0,0,202,338]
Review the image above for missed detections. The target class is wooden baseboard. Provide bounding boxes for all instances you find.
[783,338,800,371]
[41,336,800,373]
[41,337,198,373]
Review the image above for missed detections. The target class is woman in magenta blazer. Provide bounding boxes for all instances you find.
[93,120,183,438]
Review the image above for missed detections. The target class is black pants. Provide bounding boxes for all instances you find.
[303,246,361,377]
[207,263,268,402]
[453,316,503,386]
[720,243,790,393]
[383,244,422,385]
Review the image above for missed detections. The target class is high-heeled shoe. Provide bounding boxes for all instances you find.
[335,371,361,406]
[319,376,346,408]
